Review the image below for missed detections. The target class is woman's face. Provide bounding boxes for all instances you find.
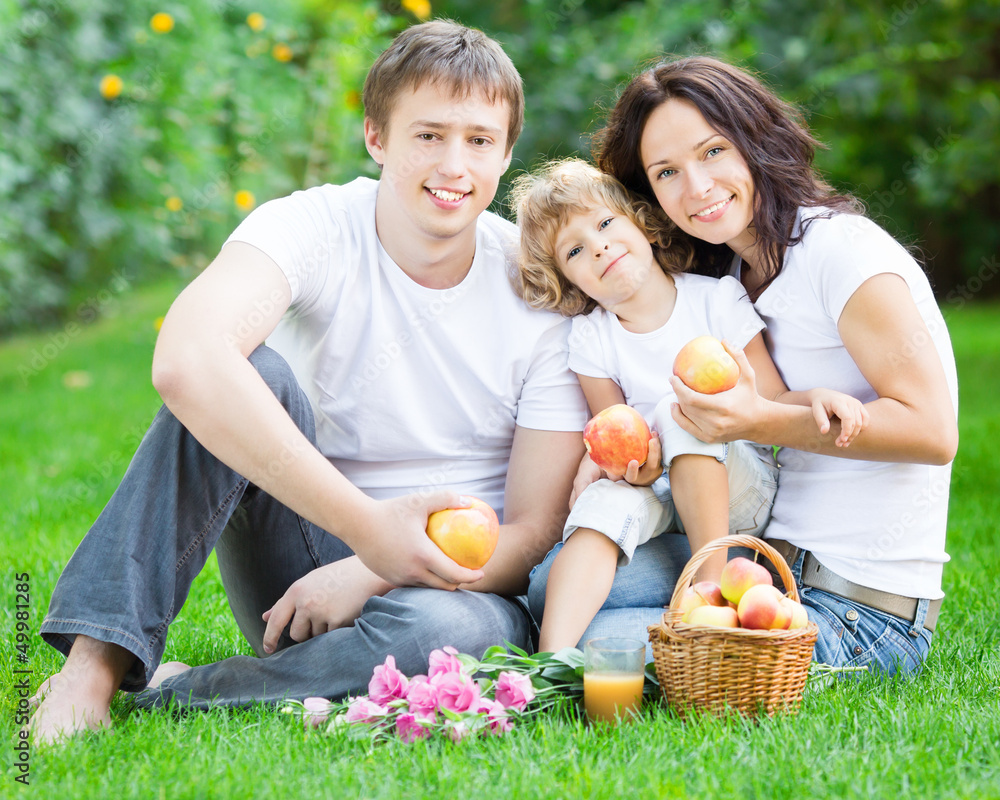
[639,98,756,256]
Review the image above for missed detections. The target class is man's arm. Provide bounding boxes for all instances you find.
[463,426,586,596]
[259,426,585,650]
[152,241,483,589]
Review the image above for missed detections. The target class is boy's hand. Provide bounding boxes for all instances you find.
[611,435,663,486]
[809,389,870,447]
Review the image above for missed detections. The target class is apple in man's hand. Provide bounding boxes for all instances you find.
[426,497,499,569]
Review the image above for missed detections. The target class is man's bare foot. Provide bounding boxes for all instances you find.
[28,636,134,746]
[148,661,191,689]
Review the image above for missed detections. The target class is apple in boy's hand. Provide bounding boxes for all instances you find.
[673,336,740,394]
[583,404,651,476]
[426,497,499,569]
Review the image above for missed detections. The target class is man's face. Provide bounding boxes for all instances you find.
[365,82,512,252]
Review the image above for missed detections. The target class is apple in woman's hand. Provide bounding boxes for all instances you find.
[673,336,740,394]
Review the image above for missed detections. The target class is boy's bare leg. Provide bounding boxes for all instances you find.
[538,529,620,653]
[28,635,134,745]
[669,454,730,583]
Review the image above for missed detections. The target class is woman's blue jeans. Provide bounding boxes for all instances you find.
[528,538,933,675]
[39,346,530,708]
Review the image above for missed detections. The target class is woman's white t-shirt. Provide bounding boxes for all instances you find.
[226,178,589,520]
[735,208,959,599]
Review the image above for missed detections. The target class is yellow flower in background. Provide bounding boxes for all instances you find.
[100,74,123,100]
[234,190,256,212]
[165,196,183,212]
[150,12,174,34]
[401,0,432,20]
[247,12,266,32]
[154,316,166,332]
[272,42,293,62]
[345,90,362,111]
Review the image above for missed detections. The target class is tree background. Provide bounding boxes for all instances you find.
[2,0,998,333]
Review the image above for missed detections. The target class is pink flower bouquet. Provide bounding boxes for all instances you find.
[284,643,586,743]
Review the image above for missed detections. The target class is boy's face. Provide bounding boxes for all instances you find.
[365,82,512,254]
[553,204,657,310]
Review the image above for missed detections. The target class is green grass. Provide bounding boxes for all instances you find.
[2,280,999,799]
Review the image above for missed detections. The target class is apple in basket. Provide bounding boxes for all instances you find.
[673,336,740,394]
[720,556,773,605]
[583,404,651,476]
[677,581,727,620]
[685,604,739,628]
[781,597,810,629]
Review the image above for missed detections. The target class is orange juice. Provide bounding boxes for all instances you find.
[583,671,644,724]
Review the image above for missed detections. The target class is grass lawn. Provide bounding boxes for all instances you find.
[2,279,999,799]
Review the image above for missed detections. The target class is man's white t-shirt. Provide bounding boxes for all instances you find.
[226,178,589,521]
[735,208,959,599]
[568,273,766,463]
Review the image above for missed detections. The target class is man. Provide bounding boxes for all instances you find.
[30,20,587,744]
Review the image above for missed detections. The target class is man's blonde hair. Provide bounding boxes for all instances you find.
[363,20,524,151]
[509,158,683,316]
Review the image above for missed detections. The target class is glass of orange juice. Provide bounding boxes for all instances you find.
[583,637,646,725]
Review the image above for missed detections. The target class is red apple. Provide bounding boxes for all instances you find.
[676,581,725,617]
[772,598,794,630]
[676,586,710,618]
[692,580,725,607]
[426,497,500,569]
[737,584,786,630]
[782,598,810,630]
[673,336,740,394]
[583,404,651,476]
[720,556,773,605]
[684,604,740,627]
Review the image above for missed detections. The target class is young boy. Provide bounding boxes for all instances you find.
[510,159,867,652]
[29,22,588,744]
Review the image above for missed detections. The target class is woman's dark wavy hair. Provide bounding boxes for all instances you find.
[595,56,861,296]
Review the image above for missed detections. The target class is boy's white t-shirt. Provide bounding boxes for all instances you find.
[735,208,959,599]
[568,272,766,461]
[225,177,589,521]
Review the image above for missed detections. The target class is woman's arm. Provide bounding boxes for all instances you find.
[671,274,958,464]
[743,332,869,448]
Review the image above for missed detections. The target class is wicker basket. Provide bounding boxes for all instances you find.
[649,534,818,718]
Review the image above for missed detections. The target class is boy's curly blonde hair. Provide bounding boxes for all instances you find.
[509,158,686,317]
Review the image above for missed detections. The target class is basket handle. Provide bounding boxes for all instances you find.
[667,534,801,610]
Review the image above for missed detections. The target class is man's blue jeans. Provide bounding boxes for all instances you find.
[40,346,530,708]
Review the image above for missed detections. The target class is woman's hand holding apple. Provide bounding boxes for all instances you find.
[670,340,767,444]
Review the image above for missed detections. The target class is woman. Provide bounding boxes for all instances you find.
[527,56,958,676]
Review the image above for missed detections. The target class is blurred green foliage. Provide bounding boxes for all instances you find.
[2,0,998,333]
[0,0,386,332]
